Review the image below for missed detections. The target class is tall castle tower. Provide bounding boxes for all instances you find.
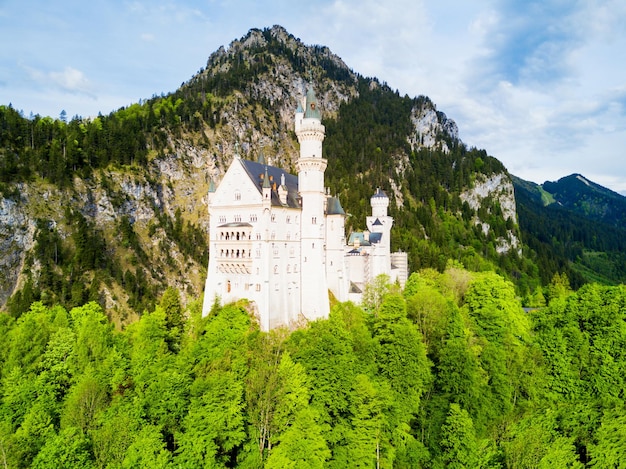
[295,83,330,320]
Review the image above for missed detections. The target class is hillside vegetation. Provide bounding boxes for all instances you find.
[1,26,543,322]
[1,269,624,467]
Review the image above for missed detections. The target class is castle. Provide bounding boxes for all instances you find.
[201,83,407,330]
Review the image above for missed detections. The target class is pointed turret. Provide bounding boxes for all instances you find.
[304,83,322,120]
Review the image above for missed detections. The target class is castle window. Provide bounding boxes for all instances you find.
[274,265,278,275]
[287,265,291,273]
[271,213,276,222]
[271,231,276,240]
[227,280,231,293]
[256,233,261,240]
[250,214,257,222]
[234,214,241,222]
[256,284,261,292]
[219,216,226,223]
[286,216,291,224]
[235,191,241,201]
[287,232,291,240]
[312,216,317,224]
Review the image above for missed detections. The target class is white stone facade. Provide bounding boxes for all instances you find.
[202,85,408,329]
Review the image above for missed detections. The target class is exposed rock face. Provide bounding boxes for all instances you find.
[460,172,521,255]
[408,98,459,154]
[0,194,34,305]
[0,151,211,311]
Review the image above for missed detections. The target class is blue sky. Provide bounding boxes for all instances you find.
[1,0,625,193]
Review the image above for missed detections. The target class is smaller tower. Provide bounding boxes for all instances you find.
[366,188,393,279]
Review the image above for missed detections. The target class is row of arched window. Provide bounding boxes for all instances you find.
[218,264,252,275]
[220,249,252,259]
[219,231,251,240]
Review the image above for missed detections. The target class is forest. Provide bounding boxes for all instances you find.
[1,266,624,468]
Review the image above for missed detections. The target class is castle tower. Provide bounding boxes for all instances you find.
[296,83,330,320]
[366,188,393,278]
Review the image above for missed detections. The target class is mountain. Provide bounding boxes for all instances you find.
[512,174,626,286]
[0,24,608,320]
[542,173,626,228]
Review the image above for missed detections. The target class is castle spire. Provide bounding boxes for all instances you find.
[304,82,321,120]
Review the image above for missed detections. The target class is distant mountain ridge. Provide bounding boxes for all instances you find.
[512,173,626,285]
[542,174,626,227]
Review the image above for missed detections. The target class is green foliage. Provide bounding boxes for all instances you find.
[439,403,479,469]
[0,194,624,469]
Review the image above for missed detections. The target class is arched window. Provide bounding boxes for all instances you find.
[274,265,279,275]
[227,280,231,293]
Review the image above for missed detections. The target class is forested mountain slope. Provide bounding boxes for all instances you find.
[1,25,536,320]
[513,175,626,287]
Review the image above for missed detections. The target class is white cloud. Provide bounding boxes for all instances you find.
[49,67,93,95]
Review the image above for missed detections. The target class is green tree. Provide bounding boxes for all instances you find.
[439,403,479,469]
[31,426,95,469]
[588,408,626,468]
[265,353,330,468]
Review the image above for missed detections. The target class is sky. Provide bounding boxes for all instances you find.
[1,0,625,194]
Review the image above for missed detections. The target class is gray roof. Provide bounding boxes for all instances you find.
[327,196,346,215]
[240,159,301,208]
[348,231,383,246]
[218,222,253,228]
[372,188,388,198]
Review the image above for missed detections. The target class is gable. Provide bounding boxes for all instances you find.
[211,158,261,207]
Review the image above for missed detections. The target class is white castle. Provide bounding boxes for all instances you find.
[201,83,408,330]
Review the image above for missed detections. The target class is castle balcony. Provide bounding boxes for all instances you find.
[215,245,253,260]
[215,222,253,242]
